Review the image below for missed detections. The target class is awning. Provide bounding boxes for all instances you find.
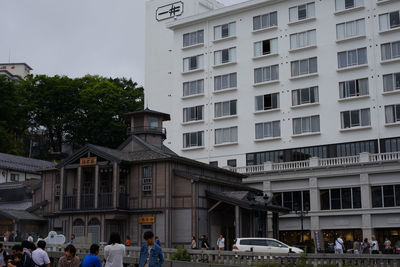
[0,209,47,222]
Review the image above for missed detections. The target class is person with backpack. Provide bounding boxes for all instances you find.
[8,245,34,267]
[334,235,344,254]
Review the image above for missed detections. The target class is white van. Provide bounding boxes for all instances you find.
[233,238,303,254]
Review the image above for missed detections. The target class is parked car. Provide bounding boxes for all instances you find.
[233,238,304,254]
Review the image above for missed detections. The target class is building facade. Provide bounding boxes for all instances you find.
[33,109,287,248]
[145,0,400,168]
[0,63,32,80]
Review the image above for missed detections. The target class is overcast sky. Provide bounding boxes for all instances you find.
[0,0,245,85]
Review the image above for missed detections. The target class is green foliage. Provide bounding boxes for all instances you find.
[0,74,144,158]
[170,247,192,262]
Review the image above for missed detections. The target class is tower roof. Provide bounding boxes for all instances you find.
[124,108,170,121]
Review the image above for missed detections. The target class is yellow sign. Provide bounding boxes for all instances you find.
[138,217,155,223]
[80,157,97,166]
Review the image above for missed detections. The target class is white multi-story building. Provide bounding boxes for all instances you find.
[146,0,400,250]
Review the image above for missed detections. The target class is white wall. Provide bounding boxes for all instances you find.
[146,0,400,167]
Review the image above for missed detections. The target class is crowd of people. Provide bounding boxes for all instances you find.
[189,234,225,251]
[334,235,398,254]
[0,231,164,267]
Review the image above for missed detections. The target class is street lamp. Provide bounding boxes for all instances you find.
[294,202,309,249]
[248,193,270,238]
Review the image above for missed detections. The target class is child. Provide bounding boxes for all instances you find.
[139,231,164,267]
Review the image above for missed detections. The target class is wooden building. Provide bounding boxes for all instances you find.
[33,109,287,247]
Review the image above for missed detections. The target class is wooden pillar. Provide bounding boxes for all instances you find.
[235,206,240,238]
[113,162,119,208]
[94,165,99,209]
[77,167,82,209]
[59,167,65,210]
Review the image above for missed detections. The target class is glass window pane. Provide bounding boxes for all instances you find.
[291,61,299,77]
[338,52,347,68]
[300,59,309,75]
[395,185,400,206]
[352,187,361,208]
[283,192,293,210]
[289,7,297,22]
[331,189,341,209]
[341,188,352,209]
[358,48,367,65]
[383,185,395,207]
[381,43,391,60]
[309,57,318,73]
[372,186,383,208]
[253,16,261,31]
[383,74,394,92]
[255,123,263,139]
[361,109,370,126]
[320,190,330,210]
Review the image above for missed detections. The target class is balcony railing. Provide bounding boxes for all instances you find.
[62,195,76,210]
[98,193,113,209]
[127,126,166,137]
[227,151,400,174]
[81,194,95,210]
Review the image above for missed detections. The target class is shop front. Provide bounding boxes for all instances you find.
[322,229,362,252]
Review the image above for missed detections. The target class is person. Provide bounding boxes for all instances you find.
[8,254,23,267]
[362,238,371,254]
[217,234,225,251]
[9,244,34,267]
[139,231,164,267]
[104,233,125,267]
[1,243,9,267]
[21,241,34,257]
[27,236,33,243]
[353,239,361,254]
[190,236,197,250]
[57,245,80,267]
[371,235,379,254]
[155,237,160,247]
[8,232,14,243]
[81,244,101,267]
[335,235,344,254]
[14,233,21,243]
[32,240,50,267]
[68,234,75,245]
[125,236,131,247]
[200,235,209,250]
[384,237,392,254]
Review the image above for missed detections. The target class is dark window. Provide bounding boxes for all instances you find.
[298,4,307,20]
[372,186,383,208]
[283,192,293,210]
[352,187,361,208]
[320,190,330,210]
[221,24,229,38]
[293,191,302,211]
[390,12,400,28]
[273,193,282,206]
[331,189,341,209]
[209,161,218,167]
[345,0,354,9]
[395,185,400,206]
[383,185,395,207]
[341,188,352,209]
[263,40,271,55]
[143,166,152,178]
[227,159,237,167]
[303,191,310,211]
[250,239,268,246]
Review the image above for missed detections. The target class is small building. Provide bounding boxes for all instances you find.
[0,63,32,80]
[33,109,288,247]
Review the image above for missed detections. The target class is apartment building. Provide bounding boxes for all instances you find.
[145,0,400,250]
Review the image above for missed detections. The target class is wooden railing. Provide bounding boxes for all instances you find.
[228,151,400,174]
[4,243,400,267]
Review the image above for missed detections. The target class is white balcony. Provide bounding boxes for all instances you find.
[226,151,400,174]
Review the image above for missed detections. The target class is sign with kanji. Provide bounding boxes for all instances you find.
[156,2,183,21]
[80,157,97,166]
[138,216,155,224]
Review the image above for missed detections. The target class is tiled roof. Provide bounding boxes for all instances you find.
[0,209,46,221]
[0,152,56,173]
[0,200,33,211]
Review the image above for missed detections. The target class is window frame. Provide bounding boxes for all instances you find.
[381,41,400,61]
[183,105,204,123]
[255,93,280,112]
[340,108,371,129]
[290,57,318,77]
[183,54,204,72]
[383,72,400,92]
[290,29,316,50]
[255,120,281,139]
[215,126,238,145]
[214,73,237,91]
[289,2,315,23]
[183,131,204,148]
[339,78,369,99]
[336,18,365,41]
[254,64,279,84]
[183,30,204,48]
[253,11,278,31]
[183,79,204,97]
[292,115,320,135]
[214,22,236,41]
[215,100,237,118]
[292,86,319,106]
[214,47,237,65]
[337,47,368,69]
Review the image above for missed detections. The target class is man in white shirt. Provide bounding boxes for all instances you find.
[371,235,379,254]
[31,241,50,267]
[217,234,225,251]
[335,235,344,254]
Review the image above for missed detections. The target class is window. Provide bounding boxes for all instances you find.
[255,121,281,139]
[55,184,61,198]
[254,65,279,83]
[320,187,361,210]
[254,38,278,57]
[214,22,236,40]
[339,78,369,99]
[291,57,318,77]
[336,19,365,40]
[383,73,400,92]
[292,115,320,135]
[253,11,277,31]
[214,47,236,65]
[274,191,310,211]
[183,105,204,123]
[255,93,279,111]
[372,185,400,208]
[292,86,319,106]
[385,104,400,124]
[335,0,363,11]
[183,30,204,47]
[209,161,218,167]
[148,117,158,128]
[290,29,316,50]
[183,55,204,72]
[183,131,204,148]
[379,11,400,31]
[183,79,204,97]
[289,2,315,22]
[227,159,237,167]
[214,73,237,91]
[338,47,367,69]
[341,108,371,129]
[215,126,238,145]
[381,41,400,61]
[143,178,152,184]
[143,166,153,178]
[215,100,237,118]
[10,173,19,182]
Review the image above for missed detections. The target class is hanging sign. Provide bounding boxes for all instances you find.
[80,157,97,166]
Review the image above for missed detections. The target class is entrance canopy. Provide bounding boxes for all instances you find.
[206,191,290,214]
